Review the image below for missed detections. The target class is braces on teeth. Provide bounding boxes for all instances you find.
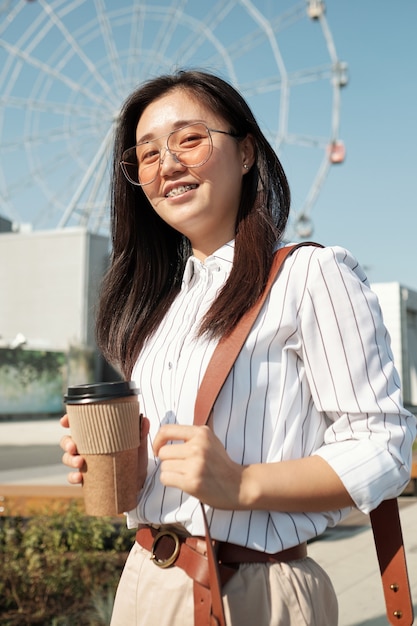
[166,184,197,197]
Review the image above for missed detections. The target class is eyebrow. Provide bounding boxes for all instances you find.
[135,119,206,145]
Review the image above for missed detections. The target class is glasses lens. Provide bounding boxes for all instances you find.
[136,140,163,185]
[167,124,212,168]
[120,146,142,185]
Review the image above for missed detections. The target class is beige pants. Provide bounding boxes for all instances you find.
[110,541,338,626]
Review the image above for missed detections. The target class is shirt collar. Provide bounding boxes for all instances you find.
[182,240,235,285]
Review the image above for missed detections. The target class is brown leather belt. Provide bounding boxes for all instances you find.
[136,525,307,625]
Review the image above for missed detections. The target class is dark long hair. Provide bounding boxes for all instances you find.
[96,70,290,378]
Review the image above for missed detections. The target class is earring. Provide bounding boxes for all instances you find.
[243,164,249,170]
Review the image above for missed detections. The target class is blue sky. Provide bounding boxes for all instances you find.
[303,1,417,290]
[0,0,416,289]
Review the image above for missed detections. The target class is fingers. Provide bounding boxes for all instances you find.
[61,448,84,468]
[153,424,199,456]
[140,416,151,446]
[60,432,85,486]
[61,447,84,485]
[152,424,242,509]
[60,414,70,428]
[59,415,84,484]
[67,470,84,485]
[60,434,78,455]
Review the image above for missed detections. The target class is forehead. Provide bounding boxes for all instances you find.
[135,89,224,143]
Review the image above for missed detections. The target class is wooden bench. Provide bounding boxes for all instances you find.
[0,484,84,516]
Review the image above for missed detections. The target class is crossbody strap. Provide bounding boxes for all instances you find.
[370,499,413,625]
[194,242,413,626]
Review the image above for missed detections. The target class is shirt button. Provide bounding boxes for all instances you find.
[168,362,173,370]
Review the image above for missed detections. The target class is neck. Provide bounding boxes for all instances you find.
[190,233,234,262]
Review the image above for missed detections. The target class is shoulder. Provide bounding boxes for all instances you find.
[270,243,371,313]
[279,242,369,285]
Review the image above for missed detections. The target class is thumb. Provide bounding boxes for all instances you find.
[140,415,150,448]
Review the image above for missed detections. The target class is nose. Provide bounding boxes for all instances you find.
[159,147,185,175]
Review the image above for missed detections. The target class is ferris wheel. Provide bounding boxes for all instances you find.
[0,0,347,238]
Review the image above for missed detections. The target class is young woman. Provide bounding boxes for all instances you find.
[61,70,416,626]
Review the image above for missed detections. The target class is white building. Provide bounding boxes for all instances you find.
[0,227,109,352]
[371,282,417,410]
[0,227,110,414]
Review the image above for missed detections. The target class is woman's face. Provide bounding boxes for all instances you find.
[134,89,254,259]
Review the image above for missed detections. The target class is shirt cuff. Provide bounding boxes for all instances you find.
[314,439,410,514]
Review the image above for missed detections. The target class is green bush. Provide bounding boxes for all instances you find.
[0,504,135,625]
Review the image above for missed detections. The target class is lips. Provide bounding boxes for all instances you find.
[165,183,198,198]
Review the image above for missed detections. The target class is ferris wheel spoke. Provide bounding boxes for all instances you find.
[172,0,234,65]
[90,201,109,234]
[239,0,289,138]
[0,52,22,100]
[181,16,237,81]
[9,142,75,194]
[287,64,336,86]
[36,0,117,102]
[240,1,287,81]
[238,75,283,96]
[0,0,50,52]
[85,151,111,232]
[191,0,237,38]
[1,116,100,153]
[34,160,96,228]
[0,1,20,34]
[144,2,187,77]
[269,3,307,32]
[285,133,328,149]
[0,37,110,108]
[208,2,304,69]
[93,0,125,94]
[297,152,331,220]
[0,94,99,120]
[126,5,145,85]
[58,124,115,228]
[84,143,111,211]
[244,0,305,35]
[316,10,339,64]
[206,26,266,67]
[170,0,236,72]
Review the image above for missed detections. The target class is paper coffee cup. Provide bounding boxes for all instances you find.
[64,381,141,516]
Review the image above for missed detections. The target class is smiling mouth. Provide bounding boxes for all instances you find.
[166,184,198,198]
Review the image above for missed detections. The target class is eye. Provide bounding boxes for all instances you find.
[177,130,207,149]
[137,143,159,164]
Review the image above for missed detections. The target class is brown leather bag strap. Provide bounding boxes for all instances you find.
[370,499,414,625]
[200,502,227,626]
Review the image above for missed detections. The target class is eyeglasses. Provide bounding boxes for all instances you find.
[120,122,239,186]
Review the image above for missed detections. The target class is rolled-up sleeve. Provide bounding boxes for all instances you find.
[298,246,416,513]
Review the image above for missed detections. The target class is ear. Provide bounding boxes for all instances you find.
[240,134,256,173]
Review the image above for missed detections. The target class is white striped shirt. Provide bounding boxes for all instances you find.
[127,241,416,552]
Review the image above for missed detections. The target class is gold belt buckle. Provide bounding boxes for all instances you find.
[150,530,181,568]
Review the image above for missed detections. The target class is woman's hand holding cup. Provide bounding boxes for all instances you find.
[60,411,151,496]
[60,414,85,485]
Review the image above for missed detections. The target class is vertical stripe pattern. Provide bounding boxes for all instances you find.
[126,242,416,552]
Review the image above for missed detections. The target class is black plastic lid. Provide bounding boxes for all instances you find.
[64,381,139,404]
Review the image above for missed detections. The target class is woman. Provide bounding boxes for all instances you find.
[61,70,416,625]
